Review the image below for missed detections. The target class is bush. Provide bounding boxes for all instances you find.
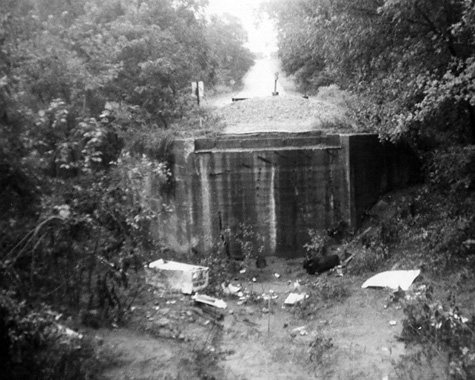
[400,288,475,380]
[0,291,106,380]
[425,146,475,194]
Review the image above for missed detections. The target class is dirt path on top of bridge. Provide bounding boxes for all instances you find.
[206,55,355,135]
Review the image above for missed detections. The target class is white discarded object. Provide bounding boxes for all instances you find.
[292,326,308,336]
[389,320,397,326]
[145,259,209,294]
[284,293,307,305]
[221,283,241,295]
[361,270,421,291]
[55,324,83,340]
[274,273,281,278]
[192,294,227,309]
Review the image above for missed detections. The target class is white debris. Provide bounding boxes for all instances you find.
[284,293,307,305]
[192,293,227,309]
[361,270,421,291]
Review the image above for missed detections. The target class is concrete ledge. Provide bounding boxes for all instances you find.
[193,132,341,151]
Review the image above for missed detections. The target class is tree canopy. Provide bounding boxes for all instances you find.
[0,0,255,352]
[265,0,475,146]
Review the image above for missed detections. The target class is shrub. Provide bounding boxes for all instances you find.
[400,288,475,380]
[0,291,106,380]
[425,146,475,194]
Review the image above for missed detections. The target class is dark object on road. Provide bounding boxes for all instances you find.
[256,256,267,269]
[303,254,340,275]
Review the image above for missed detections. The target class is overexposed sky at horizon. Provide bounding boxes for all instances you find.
[206,0,277,53]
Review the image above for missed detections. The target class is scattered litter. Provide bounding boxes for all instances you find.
[55,324,83,340]
[335,265,343,277]
[291,326,308,336]
[221,282,242,295]
[252,277,257,282]
[145,259,209,294]
[240,269,246,274]
[389,320,397,326]
[284,293,307,305]
[274,273,281,278]
[192,293,227,309]
[361,269,421,291]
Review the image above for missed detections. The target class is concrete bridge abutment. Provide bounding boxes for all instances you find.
[156,132,418,258]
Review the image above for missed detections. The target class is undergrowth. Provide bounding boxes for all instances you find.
[194,223,264,296]
[0,291,111,380]
[396,286,475,380]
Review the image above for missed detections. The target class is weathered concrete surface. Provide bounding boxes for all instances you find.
[155,132,418,258]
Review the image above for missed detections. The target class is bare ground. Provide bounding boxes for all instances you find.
[96,255,418,380]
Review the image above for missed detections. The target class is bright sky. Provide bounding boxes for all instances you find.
[206,0,277,54]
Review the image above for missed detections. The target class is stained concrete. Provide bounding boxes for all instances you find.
[154,132,419,258]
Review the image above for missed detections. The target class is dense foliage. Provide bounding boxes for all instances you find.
[0,0,254,378]
[264,0,475,147]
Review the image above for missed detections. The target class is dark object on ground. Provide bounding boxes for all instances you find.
[256,256,267,268]
[303,255,340,275]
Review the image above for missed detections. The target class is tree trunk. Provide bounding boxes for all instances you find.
[467,102,475,144]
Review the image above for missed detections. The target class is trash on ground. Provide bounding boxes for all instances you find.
[291,326,308,336]
[221,282,242,295]
[389,320,397,326]
[335,265,344,277]
[55,324,83,341]
[274,273,281,278]
[145,259,209,294]
[240,269,246,274]
[192,293,227,309]
[284,292,307,305]
[361,269,421,291]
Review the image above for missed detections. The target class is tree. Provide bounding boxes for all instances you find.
[265,0,475,146]
[0,0,254,319]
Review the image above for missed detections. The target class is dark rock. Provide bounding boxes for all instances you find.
[303,254,340,275]
[256,256,267,268]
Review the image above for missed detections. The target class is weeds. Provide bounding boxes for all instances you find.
[308,335,336,378]
[195,223,264,296]
[0,291,109,380]
[397,286,475,380]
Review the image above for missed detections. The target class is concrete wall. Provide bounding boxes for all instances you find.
[155,133,418,258]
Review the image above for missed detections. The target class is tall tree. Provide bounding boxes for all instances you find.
[265,0,475,146]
